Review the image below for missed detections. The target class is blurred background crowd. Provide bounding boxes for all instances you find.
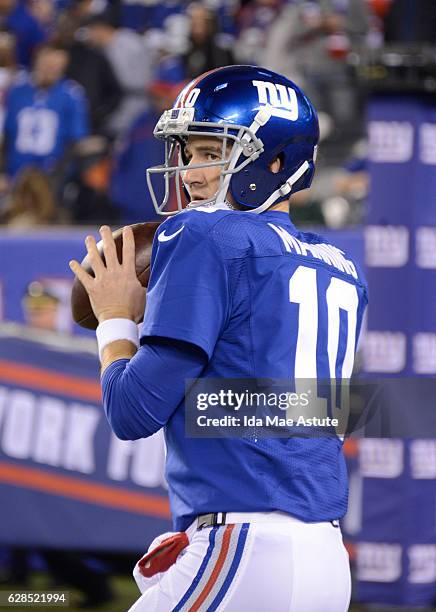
[0,0,433,229]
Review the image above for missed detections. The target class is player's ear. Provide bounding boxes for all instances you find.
[269,153,283,174]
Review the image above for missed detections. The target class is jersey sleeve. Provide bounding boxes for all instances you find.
[101,337,207,440]
[140,218,230,359]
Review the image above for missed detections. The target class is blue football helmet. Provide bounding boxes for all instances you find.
[147,65,319,215]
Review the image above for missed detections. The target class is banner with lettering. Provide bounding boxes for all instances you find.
[349,95,436,606]
[0,324,170,551]
[343,437,436,606]
[364,96,436,374]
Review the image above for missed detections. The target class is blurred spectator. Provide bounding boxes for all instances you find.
[144,27,186,98]
[110,80,185,223]
[321,145,368,228]
[161,12,191,55]
[0,0,46,66]
[290,137,369,228]
[363,0,389,50]
[0,30,20,141]
[262,0,370,151]
[65,135,121,223]
[333,138,368,202]
[28,0,56,37]
[369,0,392,19]
[120,0,185,33]
[183,2,235,79]
[235,0,282,64]
[205,0,238,40]
[0,166,56,225]
[144,21,188,78]
[84,12,151,136]
[22,280,60,329]
[383,0,436,43]
[54,10,122,135]
[2,43,89,179]
[67,0,97,23]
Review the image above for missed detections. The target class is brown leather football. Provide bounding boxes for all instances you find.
[71,222,161,330]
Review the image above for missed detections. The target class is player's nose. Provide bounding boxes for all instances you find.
[183,162,204,187]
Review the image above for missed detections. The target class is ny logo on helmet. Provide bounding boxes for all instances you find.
[252,80,299,121]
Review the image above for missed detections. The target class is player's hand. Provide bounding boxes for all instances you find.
[69,225,146,324]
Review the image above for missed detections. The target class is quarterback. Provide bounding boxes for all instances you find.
[70,66,367,611]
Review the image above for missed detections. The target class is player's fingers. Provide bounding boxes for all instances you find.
[122,226,136,270]
[85,234,105,275]
[69,260,93,292]
[100,225,119,269]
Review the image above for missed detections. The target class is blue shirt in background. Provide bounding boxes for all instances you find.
[4,74,89,177]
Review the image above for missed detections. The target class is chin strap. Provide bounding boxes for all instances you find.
[248,160,310,215]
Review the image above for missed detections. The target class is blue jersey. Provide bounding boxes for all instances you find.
[4,75,89,177]
[141,206,368,530]
[3,4,46,67]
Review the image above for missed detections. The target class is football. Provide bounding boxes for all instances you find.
[71,222,161,330]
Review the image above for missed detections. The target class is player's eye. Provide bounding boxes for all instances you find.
[206,152,220,162]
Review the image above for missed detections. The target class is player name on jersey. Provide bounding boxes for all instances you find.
[269,224,358,279]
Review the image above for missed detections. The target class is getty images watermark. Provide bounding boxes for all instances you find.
[195,389,339,429]
[186,378,436,439]
[185,379,348,438]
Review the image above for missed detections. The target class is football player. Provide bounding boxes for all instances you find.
[70,65,367,611]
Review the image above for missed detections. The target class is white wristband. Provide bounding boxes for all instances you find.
[96,318,139,360]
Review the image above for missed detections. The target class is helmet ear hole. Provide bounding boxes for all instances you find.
[269,152,284,174]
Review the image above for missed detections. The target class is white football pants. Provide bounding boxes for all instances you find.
[129,512,351,612]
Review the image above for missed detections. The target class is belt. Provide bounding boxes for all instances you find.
[196,511,338,530]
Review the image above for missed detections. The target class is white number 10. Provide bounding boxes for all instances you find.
[289,265,358,380]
